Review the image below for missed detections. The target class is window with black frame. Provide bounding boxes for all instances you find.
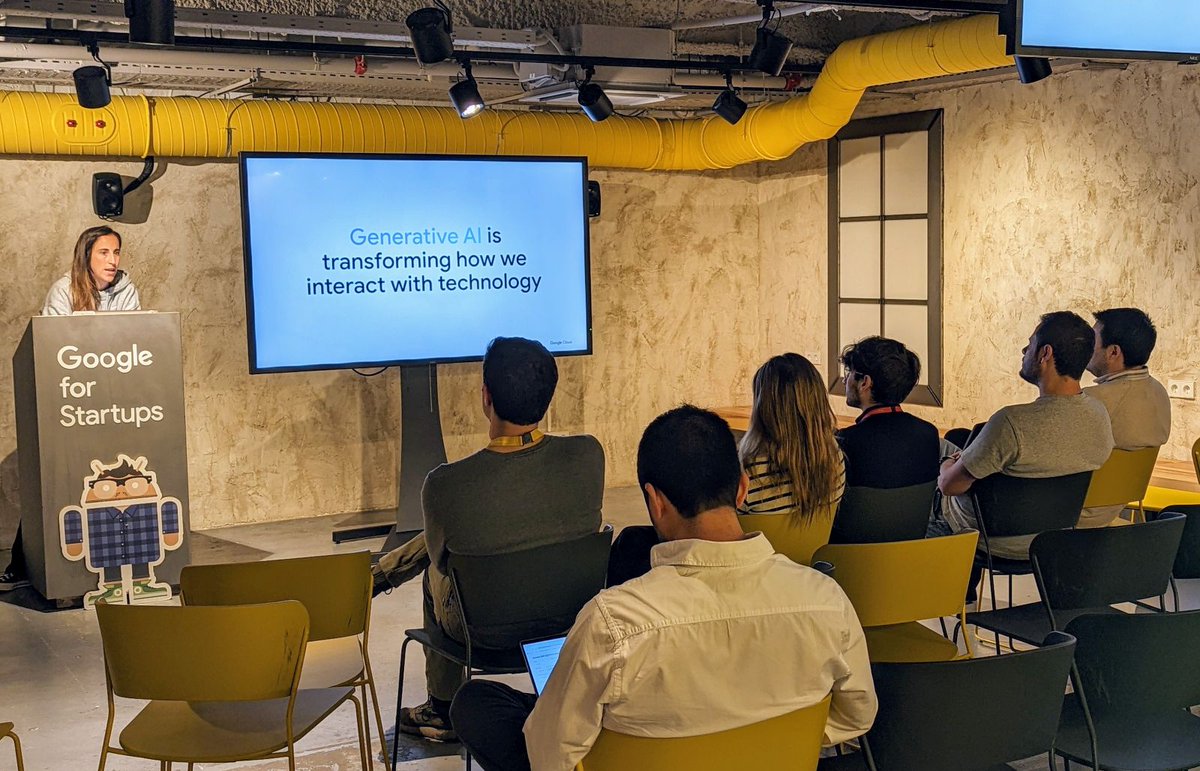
[827,109,943,406]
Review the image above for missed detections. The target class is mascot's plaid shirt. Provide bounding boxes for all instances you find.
[63,502,179,568]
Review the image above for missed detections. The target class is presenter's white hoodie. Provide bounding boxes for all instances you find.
[42,271,142,315]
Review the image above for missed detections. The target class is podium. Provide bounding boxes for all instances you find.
[12,312,190,602]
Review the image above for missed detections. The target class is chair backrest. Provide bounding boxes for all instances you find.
[1162,505,1200,579]
[1030,512,1185,613]
[449,528,611,641]
[813,531,978,627]
[738,506,836,566]
[1081,446,1160,508]
[865,633,1076,771]
[830,480,937,544]
[96,601,308,702]
[179,551,372,642]
[1065,611,1200,718]
[575,697,830,771]
[971,471,1093,539]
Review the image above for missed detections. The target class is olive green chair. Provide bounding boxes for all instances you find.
[814,531,978,662]
[576,697,830,771]
[179,551,388,768]
[95,601,369,770]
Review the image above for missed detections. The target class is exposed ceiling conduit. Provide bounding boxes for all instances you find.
[0,14,1010,170]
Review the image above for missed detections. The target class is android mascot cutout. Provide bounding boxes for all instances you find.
[59,454,183,606]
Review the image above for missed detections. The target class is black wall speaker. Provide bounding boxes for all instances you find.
[587,180,601,218]
[93,173,124,218]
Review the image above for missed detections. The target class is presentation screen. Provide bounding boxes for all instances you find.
[239,153,592,373]
[1017,0,1200,59]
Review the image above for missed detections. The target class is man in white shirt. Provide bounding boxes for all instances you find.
[1080,307,1172,527]
[450,405,877,771]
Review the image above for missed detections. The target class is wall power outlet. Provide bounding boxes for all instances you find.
[1168,379,1195,400]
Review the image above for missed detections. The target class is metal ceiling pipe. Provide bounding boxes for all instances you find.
[0,15,1012,170]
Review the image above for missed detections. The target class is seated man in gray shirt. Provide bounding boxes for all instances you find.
[397,336,606,742]
[936,311,1114,561]
[1080,307,1171,528]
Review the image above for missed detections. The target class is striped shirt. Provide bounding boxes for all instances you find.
[738,452,847,517]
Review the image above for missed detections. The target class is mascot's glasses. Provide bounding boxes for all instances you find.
[87,475,152,500]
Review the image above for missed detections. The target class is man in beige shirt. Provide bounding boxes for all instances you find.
[1080,307,1172,528]
[449,405,876,771]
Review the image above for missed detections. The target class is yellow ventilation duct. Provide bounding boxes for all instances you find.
[0,15,1010,170]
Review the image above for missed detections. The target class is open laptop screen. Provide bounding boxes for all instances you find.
[520,635,568,695]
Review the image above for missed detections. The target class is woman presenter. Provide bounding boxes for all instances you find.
[42,225,141,315]
[0,226,143,592]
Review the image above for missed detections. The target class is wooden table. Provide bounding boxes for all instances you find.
[713,406,1199,494]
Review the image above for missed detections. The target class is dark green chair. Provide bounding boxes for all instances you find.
[819,632,1076,771]
[392,527,612,770]
[966,512,1185,646]
[1057,611,1200,770]
[830,480,937,544]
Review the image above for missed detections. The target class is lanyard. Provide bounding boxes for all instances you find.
[487,429,545,449]
[855,404,903,424]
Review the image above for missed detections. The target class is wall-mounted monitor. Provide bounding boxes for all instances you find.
[239,153,592,373]
[1017,0,1200,60]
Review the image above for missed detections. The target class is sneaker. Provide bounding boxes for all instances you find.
[129,579,172,602]
[0,571,30,591]
[398,700,458,742]
[86,583,125,606]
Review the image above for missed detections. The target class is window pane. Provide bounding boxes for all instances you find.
[839,137,881,217]
[839,303,881,355]
[883,304,930,386]
[883,219,929,301]
[884,131,928,216]
[839,221,881,299]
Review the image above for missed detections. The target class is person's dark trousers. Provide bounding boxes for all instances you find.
[606,525,659,586]
[4,524,25,577]
[450,680,537,771]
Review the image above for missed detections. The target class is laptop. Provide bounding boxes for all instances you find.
[520,634,568,695]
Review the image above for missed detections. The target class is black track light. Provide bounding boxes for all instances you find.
[407,2,455,66]
[748,0,793,77]
[449,63,485,118]
[73,41,111,109]
[712,73,747,125]
[578,67,614,122]
[1015,56,1053,84]
[125,0,175,45]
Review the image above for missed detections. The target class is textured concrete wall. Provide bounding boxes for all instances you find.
[0,159,762,532]
[764,60,1200,463]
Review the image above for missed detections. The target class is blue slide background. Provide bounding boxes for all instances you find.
[1022,0,1200,56]
[242,156,590,371]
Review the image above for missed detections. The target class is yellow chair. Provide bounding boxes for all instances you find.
[575,697,831,771]
[1193,437,1200,482]
[814,531,979,663]
[739,506,836,566]
[95,601,369,771]
[179,552,388,769]
[0,723,25,771]
[1083,447,1159,522]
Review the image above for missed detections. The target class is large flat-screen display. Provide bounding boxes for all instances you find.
[1017,0,1200,60]
[239,153,592,373]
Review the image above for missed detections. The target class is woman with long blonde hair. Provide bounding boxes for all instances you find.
[42,225,141,315]
[739,353,845,525]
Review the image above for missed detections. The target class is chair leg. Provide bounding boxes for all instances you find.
[360,683,373,766]
[366,675,391,771]
[350,693,372,770]
[6,732,24,771]
[1171,576,1181,612]
[392,636,415,771]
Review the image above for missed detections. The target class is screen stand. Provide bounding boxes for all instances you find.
[331,364,446,549]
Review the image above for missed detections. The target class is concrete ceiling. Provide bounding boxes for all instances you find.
[0,1,1010,111]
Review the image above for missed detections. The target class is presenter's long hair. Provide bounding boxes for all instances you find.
[740,353,841,526]
[69,226,121,312]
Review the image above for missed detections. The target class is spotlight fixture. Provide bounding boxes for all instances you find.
[712,73,747,125]
[406,1,455,66]
[125,0,175,45]
[449,62,485,118]
[73,41,111,109]
[1014,56,1053,84]
[748,0,793,77]
[578,67,614,123]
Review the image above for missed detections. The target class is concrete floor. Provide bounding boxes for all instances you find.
[2,490,1194,770]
